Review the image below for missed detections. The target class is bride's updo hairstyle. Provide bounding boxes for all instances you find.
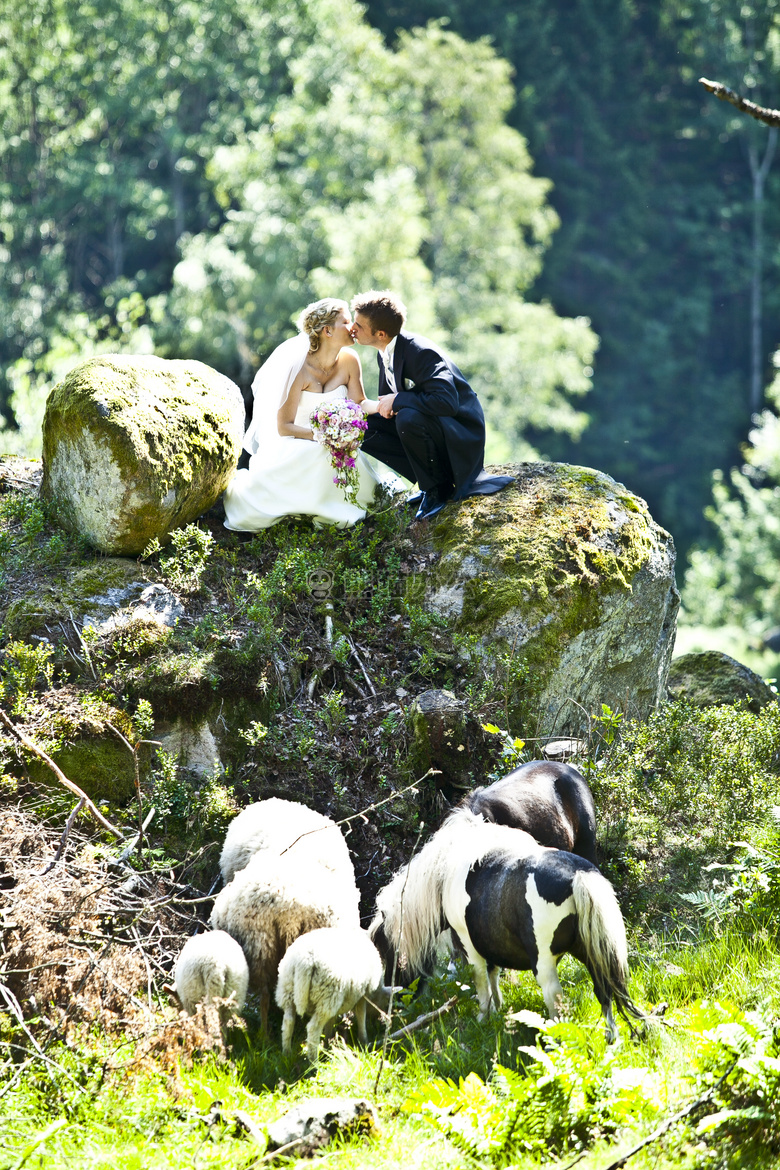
[297,299,348,353]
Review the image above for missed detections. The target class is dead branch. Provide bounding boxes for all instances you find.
[105,723,161,854]
[0,709,124,839]
[36,797,86,876]
[346,636,377,696]
[601,1059,738,1170]
[388,995,458,1040]
[700,77,780,128]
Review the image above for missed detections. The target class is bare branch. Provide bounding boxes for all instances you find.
[388,995,458,1040]
[0,709,124,839]
[700,77,780,128]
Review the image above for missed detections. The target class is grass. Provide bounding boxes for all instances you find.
[4,926,780,1169]
[5,480,780,1166]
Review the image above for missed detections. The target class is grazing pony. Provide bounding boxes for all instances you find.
[369,809,644,1042]
[464,760,598,865]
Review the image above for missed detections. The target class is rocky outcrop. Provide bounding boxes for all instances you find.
[41,355,244,555]
[408,689,499,793]
[668,651,776,712]
[419,462,679,735]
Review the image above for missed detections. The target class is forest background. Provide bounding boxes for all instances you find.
[3,0,780,661]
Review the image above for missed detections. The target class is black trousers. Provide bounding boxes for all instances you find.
[362,409,454,493]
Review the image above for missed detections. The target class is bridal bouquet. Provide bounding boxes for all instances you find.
[310,398,368,505]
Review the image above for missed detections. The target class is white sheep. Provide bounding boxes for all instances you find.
[275,927,385,1062]
[219,798,356,902]
[210,851,360,1030]
[173,929,249,1016]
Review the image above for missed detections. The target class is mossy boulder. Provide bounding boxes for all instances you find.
[41,355,244,555]
[408,689,499,793]
[2,559,149,646]
[14,690,138,802]
[668,651,776,712]
[419,462,679,734]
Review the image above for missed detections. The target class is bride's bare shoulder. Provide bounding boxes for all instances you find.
[340,348,361,370]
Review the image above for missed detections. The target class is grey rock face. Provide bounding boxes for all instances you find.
[265,1097,377,1156]
[419,462,680,735]
[41,354,244,555]
[409,688,500,792]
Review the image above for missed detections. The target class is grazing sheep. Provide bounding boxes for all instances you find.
[219,798,356,902]
[275,927,385,1062]
[173,929,249,1016]
[210,852,360,1030]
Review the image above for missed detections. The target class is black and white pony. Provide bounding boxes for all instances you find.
[369,809,644,1042]
[463,760,598,866]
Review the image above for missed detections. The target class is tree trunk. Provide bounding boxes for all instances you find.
[747,127,777,415]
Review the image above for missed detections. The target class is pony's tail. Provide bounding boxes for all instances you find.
[572,869,646,1024]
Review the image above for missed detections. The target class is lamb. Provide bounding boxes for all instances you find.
[275,927,385,1062]
[210,851,360,1030]
[219,798,356,905]
[173,929,249,1016]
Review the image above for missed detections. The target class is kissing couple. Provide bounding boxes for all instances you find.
[223,290,512,532]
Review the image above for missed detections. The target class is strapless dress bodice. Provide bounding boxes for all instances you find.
[294,384,348,428]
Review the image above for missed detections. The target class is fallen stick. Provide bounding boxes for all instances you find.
[600,1059,738,1170]
[0,709,124,839]
[388,995,458,1041]
[37,797,86,875]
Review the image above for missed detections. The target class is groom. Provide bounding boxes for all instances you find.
[350,290,513,521]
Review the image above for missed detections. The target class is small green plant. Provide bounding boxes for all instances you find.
[680,841,780,930]
[481,722,527,779]
[320,689,347,733]
[0,640,55,712]
[239,720,269,746]
[405,1012,658,1165]
[592,702,624,747]
[144,524,214,593]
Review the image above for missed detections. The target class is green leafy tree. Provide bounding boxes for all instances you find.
[365,0,780,562]
[157,20,596,455]
[683,360,780,644]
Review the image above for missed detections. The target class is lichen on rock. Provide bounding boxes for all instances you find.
[419,462,679,734]
[668,650,777,713]
[41,355,244,555]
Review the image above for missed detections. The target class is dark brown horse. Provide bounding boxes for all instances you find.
[463,760,598,865]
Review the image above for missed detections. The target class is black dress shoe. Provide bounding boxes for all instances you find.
[463,473,514,497]
[414,489,451,522]
[404,490,424,509]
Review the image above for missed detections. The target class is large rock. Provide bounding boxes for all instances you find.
[409,688,499,793]
[668,651,776,712]
[418,462,679,735]
[41,355,244,555]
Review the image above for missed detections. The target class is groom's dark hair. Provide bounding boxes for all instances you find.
[351,290,406,338]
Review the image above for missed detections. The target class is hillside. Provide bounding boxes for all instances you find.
[3,463,780,1168]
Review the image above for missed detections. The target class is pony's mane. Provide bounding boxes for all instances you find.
[375,809,539,971]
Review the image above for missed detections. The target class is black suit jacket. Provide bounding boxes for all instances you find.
[377,331,486,497]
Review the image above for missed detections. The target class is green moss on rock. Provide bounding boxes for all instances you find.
[2,559,146,646]
[420,462,678,733]
[668,651,776,713]
[41,355,244,555]
[15,691,138,802]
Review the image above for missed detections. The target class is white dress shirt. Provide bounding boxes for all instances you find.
[381,335,398,394]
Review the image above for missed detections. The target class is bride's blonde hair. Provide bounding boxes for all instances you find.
[297,299,348,353]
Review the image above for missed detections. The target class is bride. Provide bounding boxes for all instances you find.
[224,299,400,531]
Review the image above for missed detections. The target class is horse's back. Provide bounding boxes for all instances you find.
[467,760,598,865]
[459,843,593,972]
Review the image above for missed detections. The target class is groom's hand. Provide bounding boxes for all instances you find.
[377,393,397,419]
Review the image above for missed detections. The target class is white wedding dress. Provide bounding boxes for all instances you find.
[224,385,395,531]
